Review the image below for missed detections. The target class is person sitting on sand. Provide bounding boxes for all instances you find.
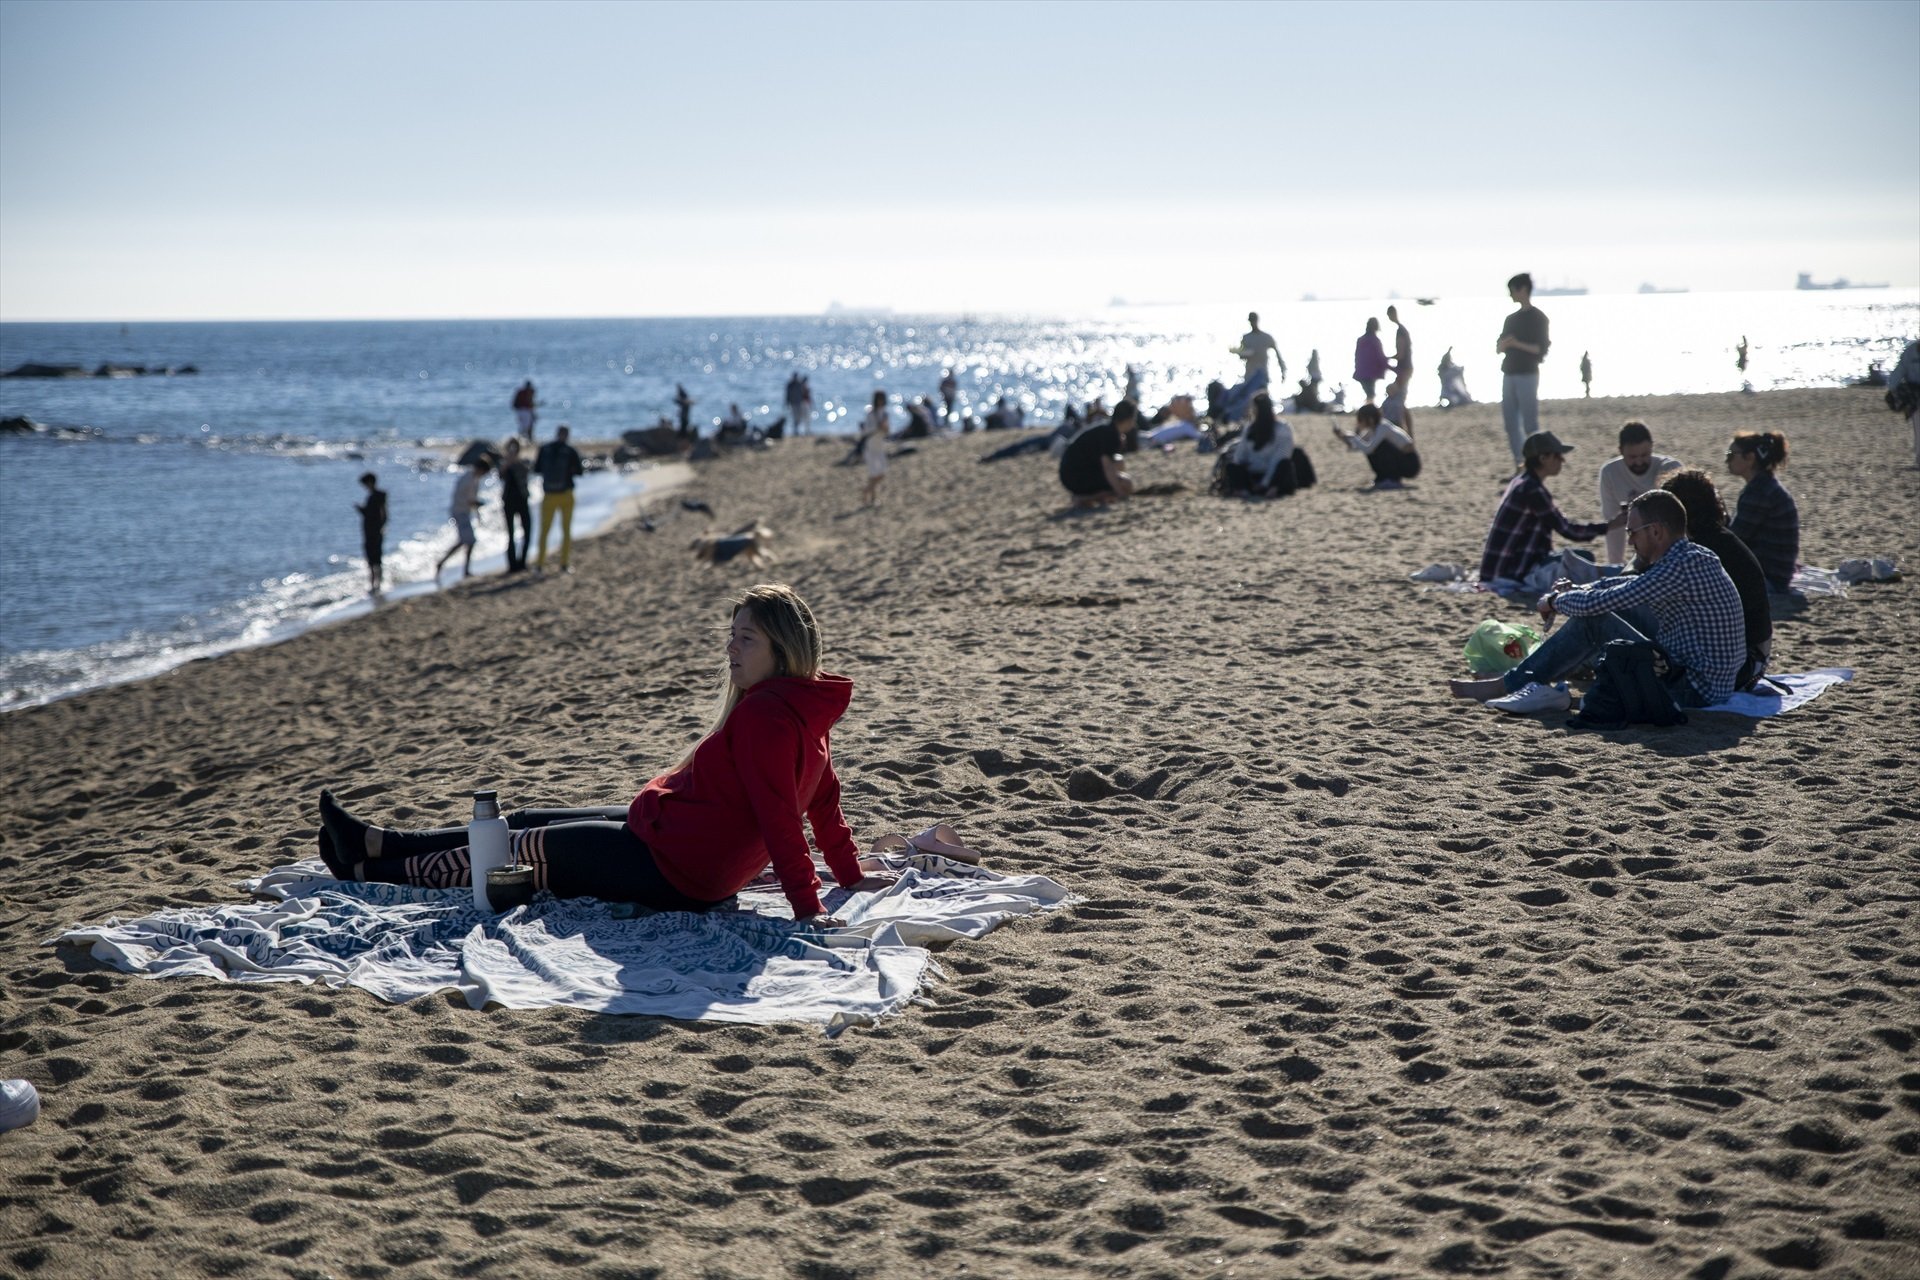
[1331,403,1420,489]
[1451,490,1745,712]
[1660,468,1771,690]
[1222,393,1300,497]
[1059,397,1139,507]
[315,584,898,926]
[433,456,491,581]
[1478,430,1624,596]
[1597,421,1682,564]
[1378,375,1414,437]
[1725,431,1799,593]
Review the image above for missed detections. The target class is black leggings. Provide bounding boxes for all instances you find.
[504,500,532,568]
[1367,443,1422,481]
[362,806,719,911]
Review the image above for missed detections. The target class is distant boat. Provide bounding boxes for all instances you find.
[1415,297,1437,306]
[1797,272,1889,291]
[1534,284,1588,296]
[1638,283,1689,294]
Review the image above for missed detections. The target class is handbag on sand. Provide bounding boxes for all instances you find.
[1569,639,1687,730]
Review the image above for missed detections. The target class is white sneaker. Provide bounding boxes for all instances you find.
[1409,562,1463,583]
[1488,681,1571,714]
[0,1079,39,1133]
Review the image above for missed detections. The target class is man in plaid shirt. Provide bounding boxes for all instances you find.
[1479,431,1621,591]
[1454,490,1745,708]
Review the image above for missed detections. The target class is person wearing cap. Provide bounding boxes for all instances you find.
[1451,489,1745,713]
[1477,430,1624,595]
[1496,272,1550,463]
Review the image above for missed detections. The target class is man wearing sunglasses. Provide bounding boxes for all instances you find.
[1451,489,1744,714]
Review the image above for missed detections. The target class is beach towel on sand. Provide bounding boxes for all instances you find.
[53,851,1071,1034]
[1697,668,1852,718]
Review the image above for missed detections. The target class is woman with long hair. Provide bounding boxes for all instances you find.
[315,584,895,925]
[1660,467,1772,690]
[1725,430,1799,592]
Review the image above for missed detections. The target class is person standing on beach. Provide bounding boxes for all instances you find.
[512,380,537,441]
[1353,318,1391,403]
[356,472,387,594]
[535,425,585,573]
[499,438,532,573]
[858,392,890,507]
[434,457,490,581]
[784,373,814,436]
[674,384,695,438]
[1580,351,1593,398]
[939,368,958,426]
[1387,306,1413,379]
[1224,312,1285,420]
[1496,272,1551,464]
[1736,336,1749,373]
[1597,421,1681,564]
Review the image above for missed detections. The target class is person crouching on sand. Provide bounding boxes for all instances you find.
[315,584,899,926]
[1058,397,1139,507]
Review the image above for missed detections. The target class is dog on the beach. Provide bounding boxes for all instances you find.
[691,522,776,567]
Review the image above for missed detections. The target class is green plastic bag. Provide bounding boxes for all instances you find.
[1463,618,1543,674]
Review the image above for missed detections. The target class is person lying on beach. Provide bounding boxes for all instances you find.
[316,584,897,926]
[1058,397,1139,507]
[1478,430,1624,597]
[1451,490,1745,712]
[1331,403,1420,489]
[1661,468,1771,690]
[1725,431,1799,593]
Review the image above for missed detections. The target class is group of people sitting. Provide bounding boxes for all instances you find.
[1456,420,1800,716]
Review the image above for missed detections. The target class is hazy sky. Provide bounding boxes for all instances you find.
[2,0,1916,320]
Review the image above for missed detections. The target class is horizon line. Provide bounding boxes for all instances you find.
[4,284,1916,327]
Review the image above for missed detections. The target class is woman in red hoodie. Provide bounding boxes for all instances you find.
[315,584,894,924]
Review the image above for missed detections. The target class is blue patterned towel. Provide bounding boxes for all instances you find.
[52,852,1071,1032]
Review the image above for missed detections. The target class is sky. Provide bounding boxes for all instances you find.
[1,0,1916,321]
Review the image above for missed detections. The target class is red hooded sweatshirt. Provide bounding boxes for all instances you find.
[627,673,863,918]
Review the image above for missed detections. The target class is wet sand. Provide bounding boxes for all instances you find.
[2,388,1916,1279]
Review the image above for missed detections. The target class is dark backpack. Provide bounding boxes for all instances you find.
[1570,639,1688,730]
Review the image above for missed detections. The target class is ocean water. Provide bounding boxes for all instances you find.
[2,291,1913,710]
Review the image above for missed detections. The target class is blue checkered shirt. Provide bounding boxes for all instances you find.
[1554,539,1746,704]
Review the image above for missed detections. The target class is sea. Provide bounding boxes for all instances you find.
[2,289,1914,711]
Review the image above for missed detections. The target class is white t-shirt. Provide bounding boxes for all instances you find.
[1238,329,1280,376]
[1347,420,1415,455]
[1598,453,1681,561]
[451,469,482,517]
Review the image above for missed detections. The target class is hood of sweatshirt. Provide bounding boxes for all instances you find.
[739,672,853,734]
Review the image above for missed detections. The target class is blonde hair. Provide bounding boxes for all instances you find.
[679,583,823,766]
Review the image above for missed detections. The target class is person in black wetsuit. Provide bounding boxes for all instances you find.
[1059,398,1139,507]
[499,438,532,572]
[356,472,387,594]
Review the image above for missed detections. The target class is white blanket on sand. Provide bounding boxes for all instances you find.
[1699,668,1852,717]
[52,852,1071,1034]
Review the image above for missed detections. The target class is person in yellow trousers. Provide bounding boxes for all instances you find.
[535,424,584,572]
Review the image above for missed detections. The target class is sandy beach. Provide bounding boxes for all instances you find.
[2,387,1916,1279]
